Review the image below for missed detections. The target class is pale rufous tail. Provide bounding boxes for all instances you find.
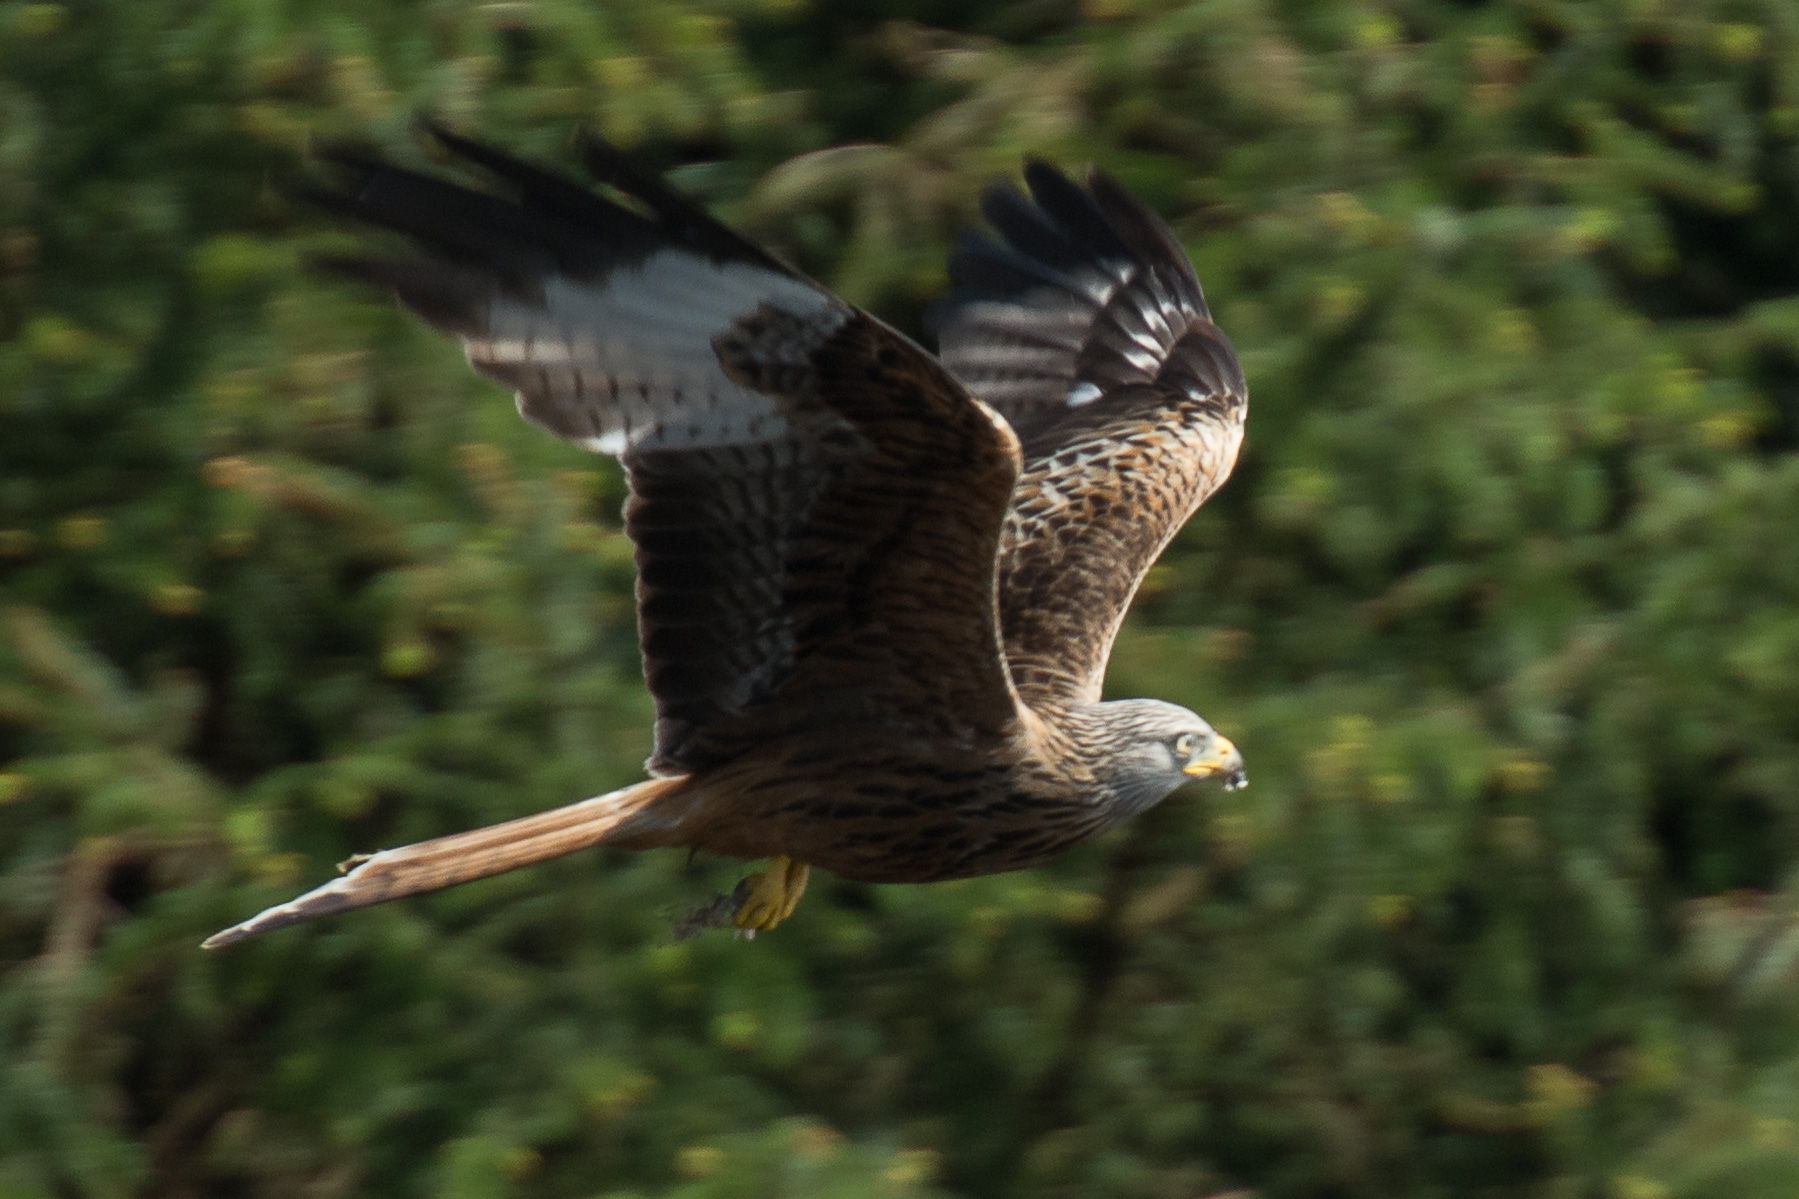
[202,776,688,949]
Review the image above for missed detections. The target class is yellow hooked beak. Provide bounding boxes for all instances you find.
[1183,735,1248,790]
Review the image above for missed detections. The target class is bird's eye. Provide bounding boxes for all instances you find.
[1174,733,1200,758]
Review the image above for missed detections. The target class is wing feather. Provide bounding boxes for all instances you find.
[309,130,1022,772]
[673,310,1024,770]
[940,164,1247,709]
[309,131,834,455]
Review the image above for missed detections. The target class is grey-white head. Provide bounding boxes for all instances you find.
[1089,697,1247,820]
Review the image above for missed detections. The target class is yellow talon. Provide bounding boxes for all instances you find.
[733,856,810,935]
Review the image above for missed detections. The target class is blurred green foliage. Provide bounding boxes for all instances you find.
[5,0,1799,1197]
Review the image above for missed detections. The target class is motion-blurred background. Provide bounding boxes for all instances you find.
[5,1,1799,1196]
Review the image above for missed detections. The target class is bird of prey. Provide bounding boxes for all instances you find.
[203,126,1247,949]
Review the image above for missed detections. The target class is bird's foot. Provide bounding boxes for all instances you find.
[732,856,810,937]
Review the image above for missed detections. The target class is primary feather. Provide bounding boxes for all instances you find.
[941,163,1247,707]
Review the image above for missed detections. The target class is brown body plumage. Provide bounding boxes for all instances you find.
[204,127,1246,948]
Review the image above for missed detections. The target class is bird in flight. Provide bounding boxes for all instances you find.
[203,126,1247,949]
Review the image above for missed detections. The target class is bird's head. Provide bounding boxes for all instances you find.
[1090,698,1246,817]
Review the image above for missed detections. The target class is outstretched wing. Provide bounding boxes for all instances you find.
[316,127,1023,772]
[938,164,1246,709]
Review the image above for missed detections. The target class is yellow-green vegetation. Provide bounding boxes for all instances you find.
[6,1,1799,1197]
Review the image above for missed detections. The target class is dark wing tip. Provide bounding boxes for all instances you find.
[311,253,493,334]
[1084,169,1207,313]
[1162,319,1247,408]
[949,158,1205,313]
[942,158,1230,432]
[575,129,798,276]
[1022,160,1134,262]
[296,125,797,289]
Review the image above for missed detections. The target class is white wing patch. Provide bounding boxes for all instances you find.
[462,249,843,454]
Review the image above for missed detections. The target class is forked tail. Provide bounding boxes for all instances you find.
[202,776,688,949]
